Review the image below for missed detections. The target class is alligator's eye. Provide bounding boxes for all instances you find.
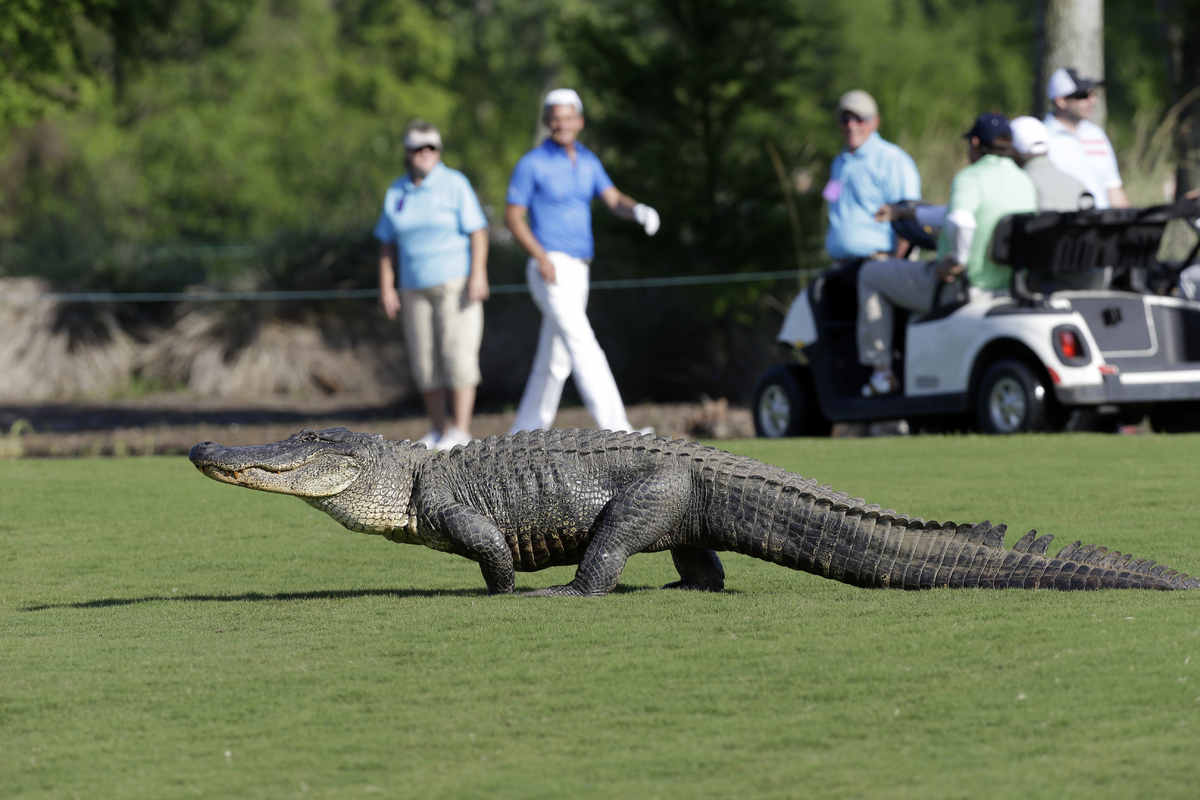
[314,427,356,443]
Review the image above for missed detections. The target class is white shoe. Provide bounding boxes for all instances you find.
[417,430,440,449]
[861,371,899,397]
[436,426,472,451]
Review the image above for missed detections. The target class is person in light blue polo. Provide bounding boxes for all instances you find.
[375,120,489,451]
[824,90,922,262]
[505,88,660,433]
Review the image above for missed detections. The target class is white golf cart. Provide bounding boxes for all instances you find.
[753,199,1200,436]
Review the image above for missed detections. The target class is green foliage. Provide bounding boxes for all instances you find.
[0,0,1195,292]
[2,1,463,289]
[438,0,588,210]
[561,0,838,277]
[0,0,97,125]
[830,0,1039,202]
[3,435,1200,796]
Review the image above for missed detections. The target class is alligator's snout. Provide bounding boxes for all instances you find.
[188,435,366,498]
[189,441,243,476]
[189,441,220,465]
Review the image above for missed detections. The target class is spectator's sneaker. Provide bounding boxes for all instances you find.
[436,426,472,451]
[417,430,440,449]
[861,371,899,397]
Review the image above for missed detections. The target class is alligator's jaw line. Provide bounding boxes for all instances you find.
[199,465,290,492]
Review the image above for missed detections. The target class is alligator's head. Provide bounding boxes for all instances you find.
[189,427,425,536]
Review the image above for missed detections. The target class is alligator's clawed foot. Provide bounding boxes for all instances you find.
[661,580,724,592]
[523,584,589,597]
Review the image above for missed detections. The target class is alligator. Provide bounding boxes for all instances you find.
[188,427,1199,595]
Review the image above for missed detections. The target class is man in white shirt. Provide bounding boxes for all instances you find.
[1043,67,1129,210]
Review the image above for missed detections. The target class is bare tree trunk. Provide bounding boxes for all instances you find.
[1160,1,1200,199]
[1044,0,1106,127]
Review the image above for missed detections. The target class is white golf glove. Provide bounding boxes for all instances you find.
[633,203,660,236]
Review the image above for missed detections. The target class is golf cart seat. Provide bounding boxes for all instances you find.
[990,200,1199,302]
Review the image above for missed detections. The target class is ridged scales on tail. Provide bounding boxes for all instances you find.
[188,427,1200,595]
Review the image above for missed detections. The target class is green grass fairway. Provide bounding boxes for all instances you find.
[3,434,1199,798]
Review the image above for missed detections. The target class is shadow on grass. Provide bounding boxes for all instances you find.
[20,587,486,611]
[19,583,667,611]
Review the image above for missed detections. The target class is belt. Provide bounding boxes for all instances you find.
[834,252,891,268]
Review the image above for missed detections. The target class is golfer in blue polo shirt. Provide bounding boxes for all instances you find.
[505,88,660,433]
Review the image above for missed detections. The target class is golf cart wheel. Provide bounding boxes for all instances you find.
[752,364,829,438]
[974,360,1053,434]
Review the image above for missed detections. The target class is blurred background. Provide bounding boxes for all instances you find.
[2,0,1198,412]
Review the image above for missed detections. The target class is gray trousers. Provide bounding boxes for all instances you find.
[856,258,940,369]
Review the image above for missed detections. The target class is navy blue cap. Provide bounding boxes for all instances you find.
[964,112,1012,146]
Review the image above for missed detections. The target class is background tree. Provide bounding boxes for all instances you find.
[0,0,96,125]
[1157,0,1200,199]
[1043,0,1106,125]
[559,0,838,279]
[6,0,1193,290]
[440,0,586,220]
[1,0,1197,404]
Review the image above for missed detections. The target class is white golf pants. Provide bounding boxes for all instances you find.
[509,253,632,433]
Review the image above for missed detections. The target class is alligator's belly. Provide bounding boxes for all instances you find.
[505,528,593,571]
[482,489,611,571]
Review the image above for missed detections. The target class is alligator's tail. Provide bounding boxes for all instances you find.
[736,498,1200,590]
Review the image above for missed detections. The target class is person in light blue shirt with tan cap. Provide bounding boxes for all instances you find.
[374,120,489,451]
[824,89,922,262]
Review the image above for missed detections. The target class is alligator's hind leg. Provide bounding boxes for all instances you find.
[527,468,689,597]
[663,547,725,591]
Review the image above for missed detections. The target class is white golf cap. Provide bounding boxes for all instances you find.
[543,88,583,113]
[404,128,442,150]
[1046,67,1104,100]
[1010,115,1050,156]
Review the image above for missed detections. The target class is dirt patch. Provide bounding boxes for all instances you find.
[0,396,754,458]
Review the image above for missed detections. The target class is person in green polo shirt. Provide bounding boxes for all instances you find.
[856,112,1037,396]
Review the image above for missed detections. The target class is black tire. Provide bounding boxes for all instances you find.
[752,364,830,438]
[974,360,1056,434]
[1148,402,1200,433]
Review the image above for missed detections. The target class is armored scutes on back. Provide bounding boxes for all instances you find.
[188,427,1200,595]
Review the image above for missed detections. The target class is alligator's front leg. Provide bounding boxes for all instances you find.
[427,503,516,594]
[527,469,690,597]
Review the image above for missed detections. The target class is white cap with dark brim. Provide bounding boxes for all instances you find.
[404,129,442,150]
[1046,67,1104,100]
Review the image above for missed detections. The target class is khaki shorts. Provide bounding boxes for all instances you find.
[399,275,483,392]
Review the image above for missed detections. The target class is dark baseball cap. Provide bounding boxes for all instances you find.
[964,112,1012,146]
